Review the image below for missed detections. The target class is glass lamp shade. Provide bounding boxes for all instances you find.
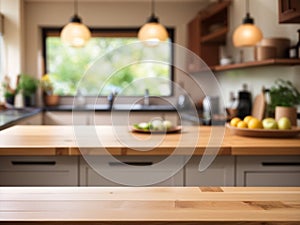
[138,22,168,42]
[233,23,263,47]
[60,22,91,47]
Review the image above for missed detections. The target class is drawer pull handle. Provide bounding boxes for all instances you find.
[262,162,300,166]
[11,161,56,166]
[109,162,153,166]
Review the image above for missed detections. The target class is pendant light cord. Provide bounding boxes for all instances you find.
[70,0,82,23]
[147,0,159,23]
[74,0,78,16]
[151,0,155,16]
[243,0,253,24]
[246,0,249,14]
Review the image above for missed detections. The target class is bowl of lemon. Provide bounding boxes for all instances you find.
[227,115,300,138]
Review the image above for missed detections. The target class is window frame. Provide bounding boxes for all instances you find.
[41,27,175,97]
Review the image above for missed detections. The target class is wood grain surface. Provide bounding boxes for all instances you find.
[0,187,299,224]
[0,125,299,156]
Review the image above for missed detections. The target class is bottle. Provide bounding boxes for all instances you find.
[144,89,150,106]
[289,46,297,59]
[14,75,24,108]
[237,84,252,119]
[14,91,24,108]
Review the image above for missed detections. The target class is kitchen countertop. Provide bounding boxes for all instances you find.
[0,104,177,130]
[0,186,299,224]
[0,108,42,130]
[0,125,299,156]
[45,104,177,112]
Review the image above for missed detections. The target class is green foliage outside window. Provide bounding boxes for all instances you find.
[46,36,172,96]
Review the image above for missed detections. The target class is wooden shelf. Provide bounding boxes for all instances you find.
[212,59,300,72]
[187,0,230,67]
[201,27,228,44]
[200,0,231,21]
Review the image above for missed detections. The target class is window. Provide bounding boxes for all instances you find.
[42,28,174,96]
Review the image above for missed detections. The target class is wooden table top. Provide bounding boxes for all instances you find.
[0,125,299,156]
[0,187,299,224]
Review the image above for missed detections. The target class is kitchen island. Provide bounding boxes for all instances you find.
[0,125,299,187]
[0,186,299,224]
[0,126,299,224]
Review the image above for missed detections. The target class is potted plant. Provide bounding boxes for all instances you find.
[41,74,59,106]
[2,76,16,106]
[268,79,300,126]
[17,74,39,107]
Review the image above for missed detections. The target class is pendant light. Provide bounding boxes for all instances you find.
[60,0,91,47]
[138,0,168,43]
[233,0,263,47]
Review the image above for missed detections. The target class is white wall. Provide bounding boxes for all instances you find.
[1,0,24,88]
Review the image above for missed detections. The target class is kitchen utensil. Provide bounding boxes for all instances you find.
[259,38,290,58]
[203,96,220,114]
[252,89,266,120]
[254,46,276,61]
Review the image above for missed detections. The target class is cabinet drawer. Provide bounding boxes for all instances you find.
[236,156,300,187]
[0,156,78,186]
[80,156,184,186]
[185,156,235,186]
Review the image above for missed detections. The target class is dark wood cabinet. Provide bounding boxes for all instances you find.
[187,0,231,70]
[279,0,300,23]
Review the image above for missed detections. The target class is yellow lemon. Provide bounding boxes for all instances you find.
[237,121,248,128]
[243,115,254,124]
[230,117,241,127]
[248,118,263,129]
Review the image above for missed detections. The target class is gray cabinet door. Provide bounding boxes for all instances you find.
[236,156,300,187]
[185,156,235,186]
[80,156,184,186]
[17,113,43,125]
[0,156,78,186]
[44,112,89,125]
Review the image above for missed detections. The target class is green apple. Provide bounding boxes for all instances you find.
[277,117,292,130]
[163,120,173,130]
[262,118,278,129]
[137,122,150,130]
[151,119,164,131]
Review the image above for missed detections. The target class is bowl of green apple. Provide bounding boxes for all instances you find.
[132,118,181,134]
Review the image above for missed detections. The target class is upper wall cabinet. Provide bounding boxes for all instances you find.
[279,0,300,23]
[187,0,231,69]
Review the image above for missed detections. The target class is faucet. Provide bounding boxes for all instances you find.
[75,90,86,108]
[107,91,115,110]
[144,89,150,106]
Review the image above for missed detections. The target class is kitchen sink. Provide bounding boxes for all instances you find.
[112,104,175,111]
[112,104,143,110]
